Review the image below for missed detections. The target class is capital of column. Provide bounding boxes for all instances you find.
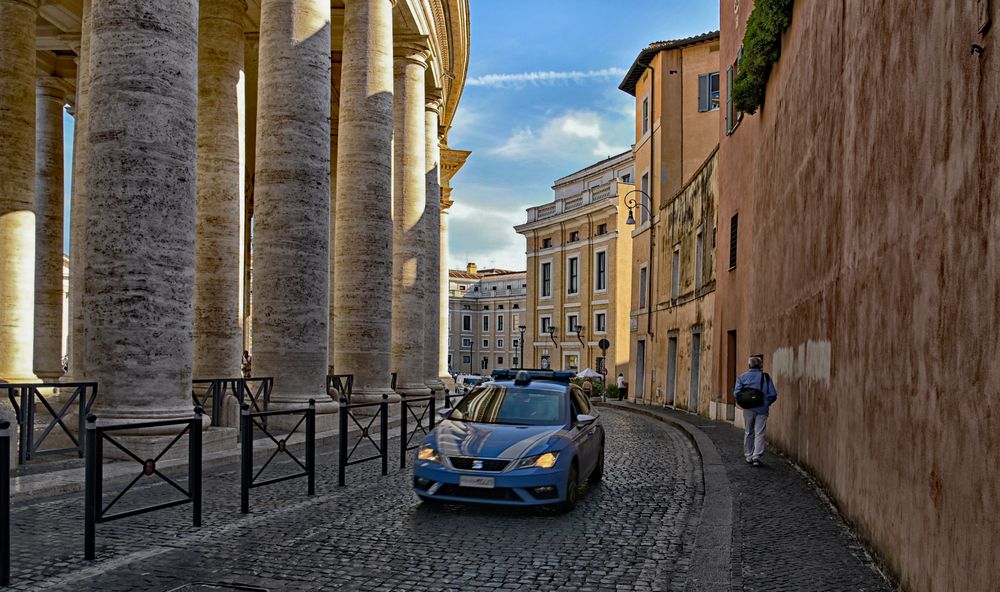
[425,88,444,115]
[36,76,70,101]
[394,35,431,68]
[441,187,454,211]
[7,0,39,8]
[244,31,259,44]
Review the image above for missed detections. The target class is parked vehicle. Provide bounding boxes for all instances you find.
[413,369,605,510]
[453,374,488,394]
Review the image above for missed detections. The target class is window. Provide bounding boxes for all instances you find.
[726,50,744,134]
[462,338,472,347]
[640,173,650,224]
[671,244,680,300]
[482,339,489,348]
[481,357,488,370]
[512,313,520,327]
[462,355,471,364]
[497,339,504,349]
[565,354,579,371]
[569,231,579,242]
[597,223,607,235]
[642,97,649,134]
[595,312,606,333]
[513,339,520,348]
[542,237,552,248]
[621,173,632,183]
[540,316,551,333]
[498,304,504,310]
[695,230,704,291]
[497,356,504,366]
[483,315,489,332]
[473,286,479,292]
[491,286,496,291]
[541,262,552,297]
[567,314,579,334]
[462,315,471,332]
[568,257,579,294]
[513,303,519,310]
[729,214,738,269]
[462,304,470,310]
[448,353,453,365]
[595,251,607,291]
[639,266,648,309]
[459,285,466,291]
[506,286,511,291]
[698,72,721,112]
[497,315,504,332]
[483,305,489,310]
[512,356,519,367]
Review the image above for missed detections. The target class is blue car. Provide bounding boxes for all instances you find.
[413,369,605,510]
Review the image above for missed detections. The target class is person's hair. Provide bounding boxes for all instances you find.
[748,355,763,370]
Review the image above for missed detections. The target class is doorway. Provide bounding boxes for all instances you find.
[635,340,646,401]
[690,330,701,412]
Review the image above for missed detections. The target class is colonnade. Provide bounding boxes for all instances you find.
[0,0,468,428]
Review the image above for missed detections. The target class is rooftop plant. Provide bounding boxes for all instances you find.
[732,0,795,115]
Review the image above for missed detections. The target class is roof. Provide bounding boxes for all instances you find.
[552,149,634,187]
[619,31,721,96]
[448,268,526,280]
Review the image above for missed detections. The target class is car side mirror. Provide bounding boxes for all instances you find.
[576,414,596,425]
[437,407,453,419]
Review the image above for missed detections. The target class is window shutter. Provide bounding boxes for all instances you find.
[698,74,708,112]
[726,66,733,133]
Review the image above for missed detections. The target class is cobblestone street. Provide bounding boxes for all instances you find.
[7,408,703,591]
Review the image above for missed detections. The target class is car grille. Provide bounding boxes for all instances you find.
[437,484,519,501]
[449,457,510,472]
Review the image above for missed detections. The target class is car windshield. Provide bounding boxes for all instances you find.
[448,384,566,426]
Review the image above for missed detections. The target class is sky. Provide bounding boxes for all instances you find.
[60,1,720,264]
[446,0,720,271]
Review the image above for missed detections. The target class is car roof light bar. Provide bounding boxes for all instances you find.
[490,369,575,383]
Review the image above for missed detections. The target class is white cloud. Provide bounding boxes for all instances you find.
[446,202,528,271]
[467,67,627,88]
[491,110,630,160]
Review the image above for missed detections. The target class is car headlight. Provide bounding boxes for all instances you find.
[418,445,441,463]
[514,451,559,470]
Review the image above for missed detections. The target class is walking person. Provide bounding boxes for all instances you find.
[616,372,627,401]
[241,350,252,378]
[582,377,593,398]
[734,354,778,467]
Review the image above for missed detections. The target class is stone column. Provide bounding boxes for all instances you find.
[334,0,397,403]
[242,32,258,353]
[194,0,245,379]
[0,0,39,384]
[83,0,199,422]
[33,77,68,381]
[391,42,431,398]
[439,195,452,382]
[253,0,335,418]
[422,96,445,393]
[328,51,341,375]
[67,0,92,382]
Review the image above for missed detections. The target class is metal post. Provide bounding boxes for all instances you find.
[190,407,203,527]
[338,397,347,487]
[1,419,11,586]
[240,403,251,513]
[19,387,29,464]
[76,385,86,458]
[84,414,97,560]
[444,389,451,409]
[429,396,436,430]
[399,396,408,469]
[380,394,388,476]
[306,400,315,496]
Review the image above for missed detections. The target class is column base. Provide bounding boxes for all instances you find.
[348,389,401,416]
[397,383,432,398]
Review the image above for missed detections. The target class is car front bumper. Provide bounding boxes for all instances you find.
[413,460,571,506]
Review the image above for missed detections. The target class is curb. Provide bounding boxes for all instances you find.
[597,401,734,592]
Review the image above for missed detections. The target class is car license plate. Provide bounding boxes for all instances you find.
[459,475,495,489]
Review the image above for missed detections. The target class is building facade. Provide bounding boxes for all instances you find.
[0,1,470,436]
[717,2,999,590]
[515,152,634,377]
[618,32,720,411]
[447,264,526,375]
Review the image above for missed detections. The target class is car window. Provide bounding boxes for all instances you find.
[570,386,591,416]
[449,384,567,426]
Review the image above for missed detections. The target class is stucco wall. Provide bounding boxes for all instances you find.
[726,2,1000,590]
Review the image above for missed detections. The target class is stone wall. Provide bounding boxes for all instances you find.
[723,2,1000,590]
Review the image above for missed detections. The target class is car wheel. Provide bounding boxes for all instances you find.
[589,442,604,483]
[559,463,579,512]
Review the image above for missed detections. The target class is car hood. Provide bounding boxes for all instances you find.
[434,419,566,460]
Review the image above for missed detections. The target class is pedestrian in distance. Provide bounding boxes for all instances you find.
[617,373,628,401]
[734,354,778,467]
[241,350,252,378]
[582,377,593,398]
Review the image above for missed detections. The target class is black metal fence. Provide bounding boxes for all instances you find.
[239,401,315,514]
[338,394,389,486]
[326,374,354,404]
[2,382,98,464]
[191,377,272,427]
[1,419,10,586]
[399,396,435,469]
[84,408,203,560]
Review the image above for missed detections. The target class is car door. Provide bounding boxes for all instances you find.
[569,386,598,475]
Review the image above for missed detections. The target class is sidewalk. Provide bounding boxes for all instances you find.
[602,400,897,592]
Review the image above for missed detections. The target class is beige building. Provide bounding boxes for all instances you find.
[619,32,720,412]
[447,263,526,375]
[515,151,634,378]
[0,1,470,438]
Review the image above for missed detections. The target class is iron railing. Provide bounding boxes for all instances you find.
[84,408,203,560]
[326,374,354,404]
[337,394,389,486]
[399,396,435,469]
[239,401,315,514]
[1,419,10,586]
[2,382,97,464]
[191,377,272,427]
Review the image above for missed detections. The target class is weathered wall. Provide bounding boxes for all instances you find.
[727,2,1000,590]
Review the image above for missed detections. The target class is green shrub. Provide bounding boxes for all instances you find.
[732,0,795,114]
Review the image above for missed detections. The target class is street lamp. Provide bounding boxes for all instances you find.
[518,325,526,369]
[623,189,653,226]
[574,324,586,348]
